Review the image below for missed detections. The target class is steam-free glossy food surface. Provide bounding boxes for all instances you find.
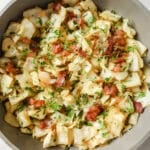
[0,0,150,150]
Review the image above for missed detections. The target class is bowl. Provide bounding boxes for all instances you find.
[0,0,150,150]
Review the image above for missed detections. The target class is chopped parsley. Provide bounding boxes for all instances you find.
[98,120,107,129]
[121,84,126,92]
[111,10,117,14]
[53,29,61,38]
[17,102,26,112]
[64,146,70,150]
[47,53,54,60]
[102,132,109,138]
[101,110,109,117]
[95,92,102,98]
[24,87,33,92]
[127,46,136,52]
[20,49,29,59]
[76,94,89,105]
[47,100,61,111]
[100,27,108,34]
[36,17,43,26]
[104,77,112,83]
[85,121,93,126]
[121,99,134,114]
[136,92,146,98]
[87,16,95,26]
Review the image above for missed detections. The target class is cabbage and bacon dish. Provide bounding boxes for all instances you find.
[1,0,150,149]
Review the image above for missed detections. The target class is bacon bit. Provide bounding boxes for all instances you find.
[114,57,126,63]
[55,71,66,87]
[52,3,62,12]
[5,62,17,74]
[30,40,40,52]
[103,84,118,97]
[33,100,45,108]
[66,12,76,21]
[28,98,45,108]
[61,50,70,56]
[79,18,86,29]
[105,36,114,55]
[21,37,31,44]
[28,98,35,105]
[134,101,144,113]
[78,49,87,58]
[52,43,63,54]
[39,121,47,129]
[85,104,101,121]
[40,120,56,130]
[113,64,122,72]
[71,45,87,58]
[113,30,126,47]
[71,45,79,52]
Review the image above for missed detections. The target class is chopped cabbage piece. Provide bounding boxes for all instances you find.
[9,90,32,105]
[17,109,32,127]
[100,10,121,22]
[123,73,141,88]
[1,74,13,95]
[105,107,127,137]
[21,18,36,39]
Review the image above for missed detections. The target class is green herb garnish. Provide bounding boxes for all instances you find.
[47,100,61,111]
[20,49,29,59]
[17,102,26,112]
[36,17,42,26]
[127,46,135,52]
[136,92,146,98]
[102,132,109,138]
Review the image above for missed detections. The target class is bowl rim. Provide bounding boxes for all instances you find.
[0,0,150,150]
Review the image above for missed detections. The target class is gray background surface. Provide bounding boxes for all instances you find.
[137,1,150,149]
[0,0,150,150]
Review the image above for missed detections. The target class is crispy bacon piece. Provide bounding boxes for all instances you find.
[78,49,87,58]
[66,12,76,22]
[5,62,17,74]
[113,30,126,47]
[71,45,79,52]
[61,50,70,56]
[39,120,56,130]
[52,43,63,54]
[105,30,126,56]
[85,104,101,121]
[55,71,67,87]
[30,40,40,52]
[28,98,45,108]
[52,3,62,12]
[21,37,31,44]
[114,57,126,63]
[79,18,86,29]
[134,101,144,113]
[22,37,40,53]
[72,45,87,58]
[105,36,114,55]
[39,121,47,129]
[113,64,122,72]
[103,84,118,97]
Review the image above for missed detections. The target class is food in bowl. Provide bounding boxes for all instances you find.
[0,0,150,149]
